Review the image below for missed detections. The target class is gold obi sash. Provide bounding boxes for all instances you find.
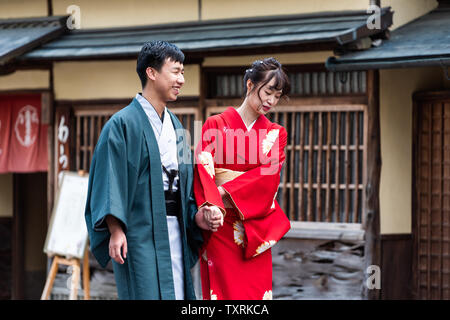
[214,168,244,186]
[214,168,245,209]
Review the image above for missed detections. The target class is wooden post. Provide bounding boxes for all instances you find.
[68,258,80,300]
[41,256,61,300]
[41,251,90,300]
[363,69,381,300]
[82,246,90,300]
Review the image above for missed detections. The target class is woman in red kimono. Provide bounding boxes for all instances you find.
[194,58,291,300]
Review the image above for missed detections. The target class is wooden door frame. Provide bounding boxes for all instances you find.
[11,174,25,299]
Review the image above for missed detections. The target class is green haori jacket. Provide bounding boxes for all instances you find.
[84,98,203,300]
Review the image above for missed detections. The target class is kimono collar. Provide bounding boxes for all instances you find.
[221,107,270,131]
[136,93,167,138]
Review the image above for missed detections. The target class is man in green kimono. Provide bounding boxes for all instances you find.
[84,41,222,300]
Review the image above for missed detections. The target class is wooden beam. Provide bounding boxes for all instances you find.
[11,175,24,299]
[363,69,381,299]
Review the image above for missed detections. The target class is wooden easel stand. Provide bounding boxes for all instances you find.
[41,252,90,300]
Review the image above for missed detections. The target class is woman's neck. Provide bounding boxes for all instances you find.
[237,100,259,128]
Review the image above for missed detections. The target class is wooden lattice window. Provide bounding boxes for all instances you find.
[73,105,199,172]
[205,66,367,98]
[74,107,117,172]
[288,70,366,96]
[206,104,367,224]
[268,105,367,224]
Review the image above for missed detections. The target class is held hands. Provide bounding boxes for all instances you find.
[195,205,224,232]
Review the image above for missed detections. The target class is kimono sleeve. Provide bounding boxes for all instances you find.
[84,118,133,267]
[221,126,287,221]
[193,117,226,215]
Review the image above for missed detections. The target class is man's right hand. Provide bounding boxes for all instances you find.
[106,215,127,264]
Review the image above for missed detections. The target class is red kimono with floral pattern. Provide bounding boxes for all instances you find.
[194,107,291,300]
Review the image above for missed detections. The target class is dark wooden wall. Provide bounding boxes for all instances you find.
[0,217,12,300]
[380,234,413,299]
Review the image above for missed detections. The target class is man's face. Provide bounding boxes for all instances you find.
[151,58,185,102]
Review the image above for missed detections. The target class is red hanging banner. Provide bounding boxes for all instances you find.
[0,94,48,173]
[0,100,11,172]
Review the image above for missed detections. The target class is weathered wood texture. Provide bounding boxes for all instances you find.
[362,70,381,300]
[413,91,450,299]
[272,237,365,299]
[380,234,413,299]
[49,251,117,300]
[0,218,12,300]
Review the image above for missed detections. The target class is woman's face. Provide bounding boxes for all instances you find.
[246,77,282,115]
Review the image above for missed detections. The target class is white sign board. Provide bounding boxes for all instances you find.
[44,171,89,259]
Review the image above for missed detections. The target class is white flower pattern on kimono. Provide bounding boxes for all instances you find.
[262,129,279,155]
[262,290,273,300]
[254,240,277,257]
[198,151,215,178]
[210,290,218,300]
[233,220,245,247]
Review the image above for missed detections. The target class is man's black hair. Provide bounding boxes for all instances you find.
[136,40,185,88]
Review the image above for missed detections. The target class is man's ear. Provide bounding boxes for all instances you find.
[146,67,157,81]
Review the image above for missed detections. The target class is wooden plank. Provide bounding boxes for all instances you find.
[83,116,88,171]
[334,111,341,222]
[325,112,332,222]
[205,99,367,111]
[362,69,381,300]
[444,102,450,299]
[298,113,305,221]
[289,112,296,220]
[362,105,369,226]
[440,102,446,299]
[316,112,324,221]
[89,116,95,171]
[76,115,81,171]
[428,102,432,299]
[280,182,363,189]
[40,256,59,300]
[286,221,364,241]
[74,108,119,117]
[281,112,289,214]
[96,116,102,146]
[307,112,314,221]
[354,111,360,223]
[344,112,351,222]
[272,237,364,299]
